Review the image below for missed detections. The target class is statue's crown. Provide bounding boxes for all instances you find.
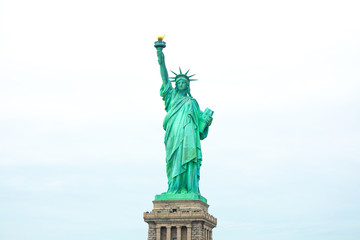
[170,67,197,83]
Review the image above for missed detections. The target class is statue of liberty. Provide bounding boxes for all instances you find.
[154,36,213,202]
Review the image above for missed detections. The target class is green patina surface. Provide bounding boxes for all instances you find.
[154,37,213,202]
[155,193,207,203]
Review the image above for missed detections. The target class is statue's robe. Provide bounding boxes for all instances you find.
[160,82,209,194]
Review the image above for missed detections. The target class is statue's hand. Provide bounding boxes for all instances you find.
[157,50,164,65]
[204,116,213,127]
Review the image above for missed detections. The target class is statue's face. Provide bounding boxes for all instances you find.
[176,78,189,91]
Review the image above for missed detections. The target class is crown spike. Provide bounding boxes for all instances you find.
[169,69,199,83]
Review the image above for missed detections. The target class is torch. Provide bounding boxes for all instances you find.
[154,35,166,50]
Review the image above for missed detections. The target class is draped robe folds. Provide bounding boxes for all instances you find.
[160,82,209,194]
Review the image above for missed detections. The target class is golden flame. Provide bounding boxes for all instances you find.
[157,35,165,41]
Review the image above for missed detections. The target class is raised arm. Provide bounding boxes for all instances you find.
[156,48,170,86]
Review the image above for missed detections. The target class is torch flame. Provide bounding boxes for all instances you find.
[157,35,165,41]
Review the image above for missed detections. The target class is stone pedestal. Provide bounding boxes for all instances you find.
[144,200,217,240]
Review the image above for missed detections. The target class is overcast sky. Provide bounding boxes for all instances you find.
[1,0,360,239]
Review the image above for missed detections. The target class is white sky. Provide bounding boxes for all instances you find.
[1,0,360,239]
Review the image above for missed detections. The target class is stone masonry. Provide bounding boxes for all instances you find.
[144,200,217,240]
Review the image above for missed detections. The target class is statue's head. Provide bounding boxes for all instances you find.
[175,77,189,91]
[170,68,197,83]
[170,68,197,96]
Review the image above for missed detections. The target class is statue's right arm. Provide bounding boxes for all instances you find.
[157,49,170,86]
